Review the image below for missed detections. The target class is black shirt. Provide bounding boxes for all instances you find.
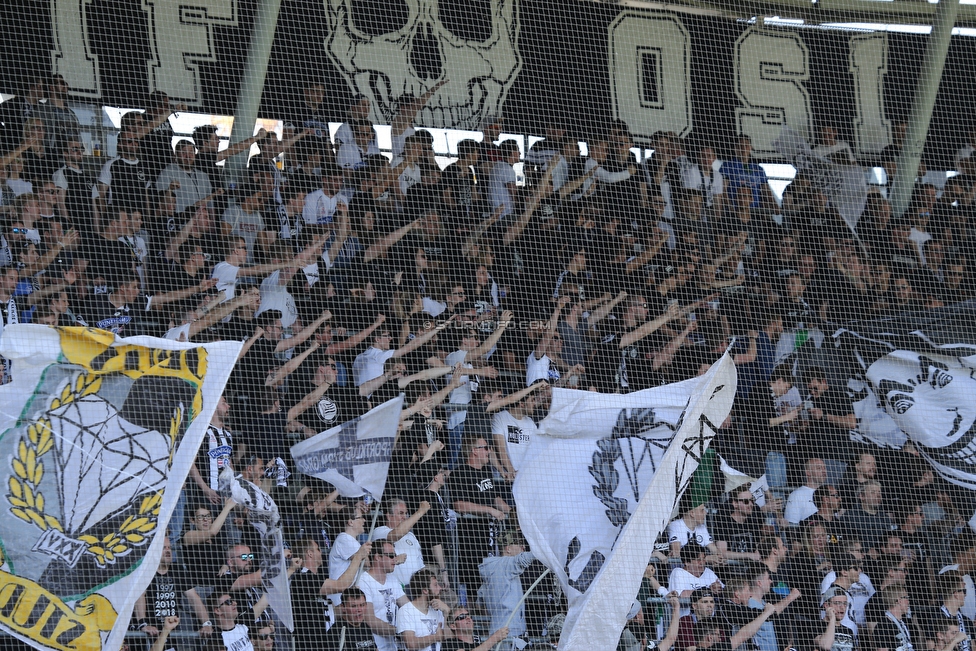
[102,156,149,213]
[710,509,764,555]
[814,620,858,651]
[85,294,145,336]
[144,566,194,630]
[874,614,915,651]
[320,620,377,650]
[447,464,501,585]
[291,569,332,650]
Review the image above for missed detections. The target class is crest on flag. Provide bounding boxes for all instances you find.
[0,325,240,651]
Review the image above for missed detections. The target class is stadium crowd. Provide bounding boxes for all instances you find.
[1,75,976,651]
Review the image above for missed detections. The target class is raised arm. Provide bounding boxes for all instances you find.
[216,128,269,162]
[535,300,567,358]
[466,309,513,361]
[275,310,331,353]
[619,302,680,349]
[325,314,386,355]
[588,291,627,326]
[266,341,320,388]
[392,315,455,359]
[363,219,417,263]
[183,497,236,545]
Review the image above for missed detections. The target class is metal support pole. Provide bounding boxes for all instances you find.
[223,0,282,186]
[890,0,959,217]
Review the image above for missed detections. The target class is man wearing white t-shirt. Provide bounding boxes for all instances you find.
[302,166,348,228]
[353,320,448,395]
[359,541,410,651]
[211,237,301,304]
[489,140,521,218]
[209,591,254,651]
[443,313,512,468]
[668,502,720,559]
[785,457,827,525]
[371,499,430,588]
[668,543,724,615]
[491,386,540,479]
[398,568,450,651]
[329,505,365,605]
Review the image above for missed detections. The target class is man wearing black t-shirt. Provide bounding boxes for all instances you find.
[801,367,857,471]
[321,588,378,650]
[590,294,681,393]
[442,139,479,225]
[287,354,361,435]
[85,275,147,336]
[712,488,765,561]
[874,587,916,651]
[96,125,149,215]
[448,435,511,593]
[52,138,95,231]
[134,538,212,644]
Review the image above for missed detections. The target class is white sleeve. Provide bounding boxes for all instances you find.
[713,170,724,196]
[211,262,239,301]
[52,168,68,190]
[422,297,446,316]
[666,519,683,544]
[335,143,362,169]
[98,159,114,186]
[302,192,320,225]
[593,164,631,184]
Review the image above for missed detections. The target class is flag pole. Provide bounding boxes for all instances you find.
[353,496,383,584]
[502,567,551,630]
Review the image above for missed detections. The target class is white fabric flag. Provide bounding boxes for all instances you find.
[772,125,868,233]
[290,394,403,499]
[514,355,737,651]
[0,325,240,651]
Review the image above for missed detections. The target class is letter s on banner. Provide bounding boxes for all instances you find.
[608,12,692,143]
[734,27,811,155]
[142,0,239,106]
[849,33,890,157]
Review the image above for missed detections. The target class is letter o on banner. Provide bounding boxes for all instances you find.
[608,12,693,144]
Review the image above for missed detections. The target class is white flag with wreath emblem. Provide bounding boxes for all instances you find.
[514,354,737,651]
[0,325,240,651]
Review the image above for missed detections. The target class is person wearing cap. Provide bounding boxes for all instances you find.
[819,552,873,635]
[678,588,720,650]
[477,528,535,639]
[815,586,857,651]
[443,605,509,651]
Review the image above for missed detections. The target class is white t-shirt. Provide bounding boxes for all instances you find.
[491,411,537,472]
[222,205,264,264]
[444,349,475,429]
[489,161,517,218]
[219,624,254,651]
[372,526,425,588]
[302,189,348,225]
[396,602,444,651]
[328,532,361,604]
[667,519,713,549]
[667,566,723,616]
[526,352,560,386]
[257,270,298,327]
[358,570,405,651]
[211,261,240,302]
[785,486,817,525]
[353,347,397,387]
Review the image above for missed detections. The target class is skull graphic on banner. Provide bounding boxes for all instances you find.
[325,0,522,130]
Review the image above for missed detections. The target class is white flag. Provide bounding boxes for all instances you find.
[290,395,403,499]
[772,124,868,233]
[514,355,737,651]
[0,325,240,651]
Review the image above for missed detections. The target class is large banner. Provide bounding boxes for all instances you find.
[1,1,974,165]
[0,325,241,651]
[514,355,737,650]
